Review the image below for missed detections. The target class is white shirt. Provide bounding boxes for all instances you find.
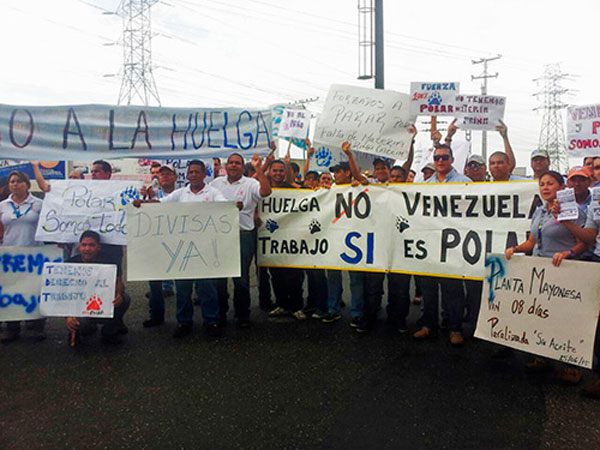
[210,176,263,231]
[0,193,44,246]
[160,184,227,203]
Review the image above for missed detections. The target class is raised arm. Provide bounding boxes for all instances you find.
[252,154,272,197]
[445,118,458,146]
[402,125,417,173]
[31,161,51,193]
[496,120,516,172]
[341,141,367,185]
[303,138,314,180]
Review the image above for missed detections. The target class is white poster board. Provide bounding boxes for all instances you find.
[313,84,415,160]
[125,201,241,281]
[279,109,310,139]
[455,95,506,130]
[566,103,600,157]
[35,180,143,245]
[475,254,600,369]
[409,82,460,116]
[0,246,63,321]
[39,263,116,318]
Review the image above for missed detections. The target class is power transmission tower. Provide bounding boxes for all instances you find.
[533,64,572,173]
[111,0,161,106]
[471,54,501,160]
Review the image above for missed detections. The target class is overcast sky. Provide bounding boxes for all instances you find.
[1,0,598,169]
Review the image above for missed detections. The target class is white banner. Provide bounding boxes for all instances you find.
[0,104,273,160]
[279,109,310,139]
[0,246,63,321]
[455,95,506,130]
[313,84,415,160]
[125,201,241,281]
[257,182,539,278]
[475,254,600,369]
[566,103,600,156]
[35,180,143,245]
[409,82,460,116]
[39,263,116,318]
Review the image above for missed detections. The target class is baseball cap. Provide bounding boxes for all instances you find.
[158,164,177,174]
[329,161,351,172]
[530,149,549,160]
[466,154,485,166]
[421,163,435,173]
[567,165,591,180]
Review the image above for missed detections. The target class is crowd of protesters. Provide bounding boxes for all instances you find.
[2,120,600,399]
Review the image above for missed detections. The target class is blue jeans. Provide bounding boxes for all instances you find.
[175,279,219,326]
[326,270,364,318]
[421,276,465,332]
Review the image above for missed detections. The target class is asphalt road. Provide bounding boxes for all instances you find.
[2,274,600,450]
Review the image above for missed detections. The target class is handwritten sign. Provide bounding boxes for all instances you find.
[475,254,600,369]
[0,104,273,160]
[313,84,415,160]
[454,95,506,130]
[35,180,143,245]
[0,246,63,321]
[39,263,116,318]
[125,201,241,281]
[409,82,460,116]
[566,103,600,157]
[278,109,310,139]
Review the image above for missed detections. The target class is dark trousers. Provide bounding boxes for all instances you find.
[305,269,328,312]
[363,272,385,319]
[219,230,255,320]
[80,293,131,338]
[387,273,411,324]
[258,266,272,306]
[148,280,166,321]
[270,267,304,312]
[464,279,483,324]
[421,276,465,332]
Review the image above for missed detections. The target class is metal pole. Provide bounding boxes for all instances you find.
[374,0,384,89]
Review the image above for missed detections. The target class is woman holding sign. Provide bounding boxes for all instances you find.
[0,170,45,343]
[505,170,587,384]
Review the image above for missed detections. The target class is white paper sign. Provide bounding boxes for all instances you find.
[39,263,116,318]
[279,109,310,139]
[557,188,579,221]
[566,103,600,157]
[313,84,415,160]
[475,254,600,369]
[0,246,63,321]
[455,94,506,130]
[125,201,241,281]
[409,82,460,116]
[35,180,143,245]
[591,187,600,221]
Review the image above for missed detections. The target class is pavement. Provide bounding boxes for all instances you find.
[2,274,600,450]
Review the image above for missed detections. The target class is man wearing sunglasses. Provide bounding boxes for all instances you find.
[425,144,471,184]
[464,154,487,182]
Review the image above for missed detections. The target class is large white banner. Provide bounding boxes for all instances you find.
[125,201,241,281]
[0,246,63,321]
[0,104,273,160]
[455,95,506,130]
[257,182,539,278]
[313,84,415,160]
[566,103,600,156]
[475,254,600,369]
[409,82,460,117]
[40,263,116,318]
[35,180,143,245]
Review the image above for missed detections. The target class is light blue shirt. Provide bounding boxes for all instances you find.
[424,168,471,183]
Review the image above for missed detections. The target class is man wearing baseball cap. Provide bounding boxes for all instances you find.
[464,154,487,182]
[420,163,435,181]
[567,166,592,212]
[530,149,550,180]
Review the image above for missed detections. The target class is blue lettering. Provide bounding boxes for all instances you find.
[236,110,253,149]
[340,232,362,264]
[485,254,505,303]
[207,111,221,148]
[191,112,207,149]
[0,286,38,314]
[171,113,192,150]
[222,112,237,149]
[254,111,271,148]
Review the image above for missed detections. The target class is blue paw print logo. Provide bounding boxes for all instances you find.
[265,219,279,233]
[315,147,333,167]
[120,186,140,206]
[428,92,442,106]
[206,166,213,177]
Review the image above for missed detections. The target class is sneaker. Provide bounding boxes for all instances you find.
[558,368,582,385]
[311,310,328,320]
[355,316,373,333]
[173,324,193,338]
[292,310,307,321]
[449,331,465,347]
[321,313,342,323]
[413,327,436,340]
[349,317,362,328]
[581,379,600,399]
[268,307,289,317]
[237,318,252,329]
[206,323,222,338]
[397,319,408,334]
[143,317,164,328]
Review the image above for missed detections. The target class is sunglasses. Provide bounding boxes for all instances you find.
[433,154,451,161]
[466,162,484,168]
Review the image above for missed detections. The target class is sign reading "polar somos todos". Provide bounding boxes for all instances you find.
[39,263,116,318]
[566,103,600,156]
[35,180,143,245]
[257,181,539,278]
[0,246,63,321]
[455,95,506,131]
[475,254,600,369]
[313,84,415,160]
[0,104,274,160]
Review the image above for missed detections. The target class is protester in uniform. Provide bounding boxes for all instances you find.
[413,144,470,346]
[210,153,271,328]
[65,230,130,346]
[0,170,45,343]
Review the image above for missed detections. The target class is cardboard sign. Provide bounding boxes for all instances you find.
[40,263,116,318]
[278,109,310,139]
[0,246,63,321]
[313,84,415,160]
[125,201,241,281]
[35,180,143,244]
[455,95,506,130]
[566,103,600,156]
[475,254,600,369]
[409,82,460,116]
